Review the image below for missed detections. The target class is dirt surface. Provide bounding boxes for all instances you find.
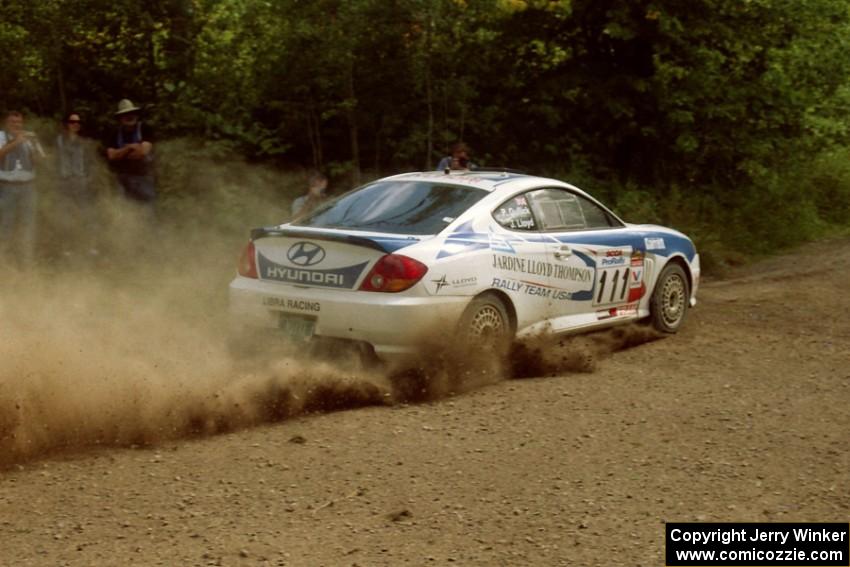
[1,239,848,566]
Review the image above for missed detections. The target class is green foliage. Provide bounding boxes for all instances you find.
[806,151,850,226]
[1,0,850,271]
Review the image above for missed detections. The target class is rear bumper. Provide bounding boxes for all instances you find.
[229,276,469,359]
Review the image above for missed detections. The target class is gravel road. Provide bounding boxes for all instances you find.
[1,239,848,566]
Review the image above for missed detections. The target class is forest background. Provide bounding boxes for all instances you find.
[2,0,850,271]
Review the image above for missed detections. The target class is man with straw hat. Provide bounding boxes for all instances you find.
[106,98,156,205]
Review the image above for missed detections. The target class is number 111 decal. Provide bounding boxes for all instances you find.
[593,258,646,307]
[595,268,630,305]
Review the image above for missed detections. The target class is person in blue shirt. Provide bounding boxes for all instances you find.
[436,141,475,171]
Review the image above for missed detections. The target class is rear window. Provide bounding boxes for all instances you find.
[493,194,537,231]
[292,181,487,235]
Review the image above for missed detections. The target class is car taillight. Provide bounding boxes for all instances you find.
[359,254,428,292]
[238,241,258,278]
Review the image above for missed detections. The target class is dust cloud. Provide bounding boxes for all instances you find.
[0,270,657,467]
[0,149,660,466]
[509,325,663,379]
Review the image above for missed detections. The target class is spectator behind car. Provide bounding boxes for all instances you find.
[291,170,328,219]
[437,141,476,171]
[0,110,45,267]
[106,99,156,206]
[56,112,100,257]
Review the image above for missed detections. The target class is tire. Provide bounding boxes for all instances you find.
[457,293,513,350]
[649,263,690,333]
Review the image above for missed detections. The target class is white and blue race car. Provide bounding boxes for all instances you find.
[229,170,699,361]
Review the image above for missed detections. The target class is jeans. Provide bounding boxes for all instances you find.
[0,182,37,267]
[117,173,156,202]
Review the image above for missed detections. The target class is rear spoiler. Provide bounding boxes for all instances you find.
[250,226,392,253]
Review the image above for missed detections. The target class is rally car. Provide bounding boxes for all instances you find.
[229,170,699,361]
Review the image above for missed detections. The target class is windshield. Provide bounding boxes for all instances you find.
[292,181,488,235]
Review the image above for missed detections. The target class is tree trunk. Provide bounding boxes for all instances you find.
[374,114,382,175]
[57,60,67,114]
[345,57,361,186]
[306,104,323,169]
[425,0,434,170]
[459,102,465,142]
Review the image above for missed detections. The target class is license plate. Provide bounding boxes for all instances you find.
[278,313,316,342]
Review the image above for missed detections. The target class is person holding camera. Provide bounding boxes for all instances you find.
[436,141,476,171]
[0,110,45,267]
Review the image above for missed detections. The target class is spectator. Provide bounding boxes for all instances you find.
[106,99,156,205]
[0,110,45,267]
[436,141,475,171]
[56,112,99,256]
[291,170,328,218]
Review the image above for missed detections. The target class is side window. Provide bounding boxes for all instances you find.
[528,189,586,230]
[528,188,622,231]
[576,194,619,229]
[493,194,538,231]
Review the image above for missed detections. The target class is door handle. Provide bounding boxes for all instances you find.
[553,245,572,260]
